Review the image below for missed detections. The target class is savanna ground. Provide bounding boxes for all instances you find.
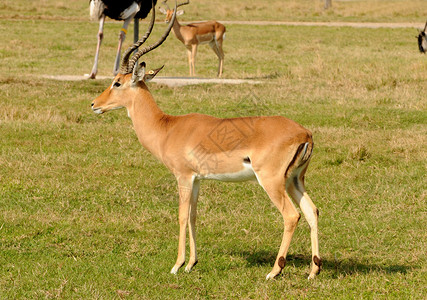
[1,0,426,298]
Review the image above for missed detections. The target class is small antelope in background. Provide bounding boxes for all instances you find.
[159,0,226,77]
[91,1,321,280]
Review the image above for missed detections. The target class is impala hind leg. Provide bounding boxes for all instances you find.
[287,174,321,279]
[185,179,200,272]
[259,177,301,279]
[209,40,224,77]
[171,177,200,274]
[216,39,224,77]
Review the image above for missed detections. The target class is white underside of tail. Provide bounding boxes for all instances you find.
[301,142,310,162]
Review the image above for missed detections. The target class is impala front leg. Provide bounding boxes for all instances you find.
[186,47,192,76]
[191,44,197,76]
[171,176,199,274]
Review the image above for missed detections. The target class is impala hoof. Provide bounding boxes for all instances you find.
[170,266,179,274]
[184,260,198,273]
[170,260,185,274]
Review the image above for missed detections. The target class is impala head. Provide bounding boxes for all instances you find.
[91,0,177,114]
[159,0,188,23]
[417,20,427,53]
[91,64,164,114]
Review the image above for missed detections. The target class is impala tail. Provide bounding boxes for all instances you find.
[285,138,313,180]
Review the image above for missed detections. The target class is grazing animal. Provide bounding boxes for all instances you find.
[91,2,321,280]
[88,0,157,79]
[417,20,427,53]
[159,0,226,77]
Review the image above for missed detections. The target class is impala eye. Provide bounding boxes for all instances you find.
[113,81,121,88]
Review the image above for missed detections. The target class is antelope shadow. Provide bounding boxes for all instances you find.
[232,250,413,276]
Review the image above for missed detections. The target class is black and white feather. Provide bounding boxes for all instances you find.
[88,0,157,79]
[90,0,155,21]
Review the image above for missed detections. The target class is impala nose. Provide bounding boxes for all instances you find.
[91,102,103,114]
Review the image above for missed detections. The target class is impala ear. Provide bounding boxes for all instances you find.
[131,61,146,84]
[177,10,184,16]
[159,7,167,14]
[144,65,164,82]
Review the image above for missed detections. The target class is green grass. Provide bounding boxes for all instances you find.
[1,0,426,299]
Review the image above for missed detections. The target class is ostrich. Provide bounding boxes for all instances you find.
[88,0,158,79]
[417,20,427,53]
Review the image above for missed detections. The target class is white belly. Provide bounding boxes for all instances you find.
[196,163,257,182]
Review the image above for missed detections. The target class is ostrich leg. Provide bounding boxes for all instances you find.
[113,17,133,76]
[88,16,105,79]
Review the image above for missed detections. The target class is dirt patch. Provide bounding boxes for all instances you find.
[40,75,262,87]
[153,77,262,87]
[220,21,424,29]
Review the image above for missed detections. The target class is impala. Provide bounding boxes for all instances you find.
[91,2,321,280]
[159,0,226,77]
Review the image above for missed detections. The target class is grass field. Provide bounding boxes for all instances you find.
[1,0,426,298]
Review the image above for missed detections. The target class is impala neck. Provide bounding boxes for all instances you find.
[127,85,170,159]
[171,18,185,44]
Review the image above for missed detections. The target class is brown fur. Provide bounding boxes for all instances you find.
[278,256,286,269]
[313,255,322,267]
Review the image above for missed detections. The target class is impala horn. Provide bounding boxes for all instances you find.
[119,0,156,74]
[120,0,177,74]
[177,0,190,8]
[163,0,189,9]
[127,2,177,72]
[161,0,171,10]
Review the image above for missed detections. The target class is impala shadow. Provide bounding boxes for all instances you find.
[234,250,414,276]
